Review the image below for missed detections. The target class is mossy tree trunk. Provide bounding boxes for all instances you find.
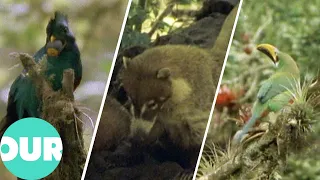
[198,95,319,180]
[17,53,86,180]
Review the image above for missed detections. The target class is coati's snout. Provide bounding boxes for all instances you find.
[129,98,167,120]
[127,98,167,140]
[128,117,157,142]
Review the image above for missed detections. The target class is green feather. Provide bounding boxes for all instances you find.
[257,72,297,103]
[268,91,292,112]
[10,75,40,119]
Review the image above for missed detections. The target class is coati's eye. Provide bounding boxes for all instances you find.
[146,100,158,110]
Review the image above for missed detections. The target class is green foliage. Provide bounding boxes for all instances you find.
[284,151,320,180]
[121,30,150,49]
[233,0,320,79]
[120,0,202,49]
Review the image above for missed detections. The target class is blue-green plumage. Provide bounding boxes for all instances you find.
[0,11,82,135]
[234,44,300,142]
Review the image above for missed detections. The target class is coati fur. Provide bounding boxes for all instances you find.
[92,96,131,152]
[108,46,147,105]
[120,45,215,151]
[117,5,239,168]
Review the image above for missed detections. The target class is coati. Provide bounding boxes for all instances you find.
[92,96,131,152]
[120,45,216,151]
[117,4,238,168]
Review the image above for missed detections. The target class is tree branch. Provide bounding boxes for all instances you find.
[16,53,86,180]
[148,3,175,37]
[198,98,318,179]
[62,69,75,100]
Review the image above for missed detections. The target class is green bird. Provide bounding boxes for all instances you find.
[0,12,82,136]
[234,44,300,142]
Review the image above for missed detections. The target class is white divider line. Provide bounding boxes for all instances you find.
[80,0,133,179]
[192,1,243,179]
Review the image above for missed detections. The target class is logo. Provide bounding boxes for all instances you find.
[0,118,63,179]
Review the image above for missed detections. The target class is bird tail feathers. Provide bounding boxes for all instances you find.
[234,114,259,143]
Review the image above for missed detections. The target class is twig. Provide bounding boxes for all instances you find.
[252,11,272,43]
[78,106,97,114]
[74,113,83,150]
[62,69,75,100]
[239,72,260,103]
[224,64,271,84]
[148,3,175,37]
[79,110,95,129]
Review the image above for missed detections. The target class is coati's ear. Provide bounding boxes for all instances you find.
[157,68,171,79]
[123,56,131,69]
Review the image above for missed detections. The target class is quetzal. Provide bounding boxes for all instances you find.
[234,44,300,142]
[0,11,82,136]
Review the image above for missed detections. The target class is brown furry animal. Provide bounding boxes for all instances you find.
[92,96,131,151]
[120,45,215,150]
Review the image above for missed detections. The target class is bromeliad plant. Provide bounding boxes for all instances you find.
[197,76,320,180]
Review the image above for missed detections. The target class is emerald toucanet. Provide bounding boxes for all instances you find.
[0,12,82,136]
[234,44,300,142]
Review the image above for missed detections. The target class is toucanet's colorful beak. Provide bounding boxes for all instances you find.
[257,44,279,64]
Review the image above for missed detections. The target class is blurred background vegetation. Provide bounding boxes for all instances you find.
[0,0,128,179]
[120,0,203,49]
[212,0,320,179]
[228,0,320,80]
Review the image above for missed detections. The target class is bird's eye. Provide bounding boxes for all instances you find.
[61,26,68,33]
[274,51,279,62]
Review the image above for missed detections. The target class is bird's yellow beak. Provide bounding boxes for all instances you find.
[47,35,60,56]
[50,35,56,42]
[257,44,278,64]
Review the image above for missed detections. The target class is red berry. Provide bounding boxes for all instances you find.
[243,46,252,55]
[216,85,236,106]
